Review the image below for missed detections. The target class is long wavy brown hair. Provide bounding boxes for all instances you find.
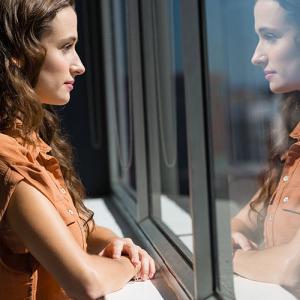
[0,0,94,233]
[250,0,300,222]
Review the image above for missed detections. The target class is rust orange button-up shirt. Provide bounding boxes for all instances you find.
[0,132,87,299]
[264,122,300,248]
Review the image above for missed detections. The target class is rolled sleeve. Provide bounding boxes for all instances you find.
[0,160,24,222]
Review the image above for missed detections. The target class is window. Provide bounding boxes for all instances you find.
[101,0,224,298]
[204,0,282,297]
[144,0,193,257]
[99,0,296,299]
[111,0,137,193]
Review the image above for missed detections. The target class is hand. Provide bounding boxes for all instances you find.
[232,232,258,255]
[100,237,156,280]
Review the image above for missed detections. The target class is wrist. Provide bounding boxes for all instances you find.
[118,256,140,277]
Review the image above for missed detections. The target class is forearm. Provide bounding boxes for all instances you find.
[81,254,139,299]
[87,226,118,254]
[233,244,292,284]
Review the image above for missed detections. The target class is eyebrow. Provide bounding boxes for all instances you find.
[257,27,280,34]
[59,36,78,44]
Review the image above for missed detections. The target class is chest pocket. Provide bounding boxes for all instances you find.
[280,188,300,215]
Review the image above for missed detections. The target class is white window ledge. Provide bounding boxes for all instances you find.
[85,199,164,300]
[234,276,296,300]
[85,198,297,300]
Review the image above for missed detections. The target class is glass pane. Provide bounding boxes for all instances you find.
[112,0,136,192]
[149,0,192,256]
[206,0,300,298]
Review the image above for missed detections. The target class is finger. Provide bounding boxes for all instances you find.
[99,245,112,257]
[148,257,156,279]
[130,245,140,266]
[124,242,140,265]
[139,250,150,281]
[232,234,243,249]
[232,238,240,249]
[232,232,254,251]
[238,237,253,251]
[112,240,123,258]
[250,240,258,249]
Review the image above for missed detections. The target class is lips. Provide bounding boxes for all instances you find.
[65,80,75,85]
[264,70,276,80]
[64,80,75,91]
[264,70,276,76]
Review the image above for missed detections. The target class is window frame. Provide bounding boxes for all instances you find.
[100,0,235,299]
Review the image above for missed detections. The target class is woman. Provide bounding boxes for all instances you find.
[0,0,155,299]
[231,0,300,296]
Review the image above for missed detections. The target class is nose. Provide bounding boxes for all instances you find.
[251,43,267,66]
[70,52,85,77]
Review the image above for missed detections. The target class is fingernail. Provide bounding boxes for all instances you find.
[149,273,154,279]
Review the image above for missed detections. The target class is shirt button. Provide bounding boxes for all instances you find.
[269,215,273,221]
[61,188,66,194]
[283,196,289,203]
[283,175,289,182]
[68,209,74,215]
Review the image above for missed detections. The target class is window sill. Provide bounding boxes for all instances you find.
[234,275,297,300]
[85,198,166,300]
[85,198,298,300]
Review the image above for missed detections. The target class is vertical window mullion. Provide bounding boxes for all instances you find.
[140,0,162,220]
[202,0,243,299]
[113,0,131,185]
[181,0,214,298]
[100,0,138,217]
[100,0,119,187]
[153,0,179,196]
[127,0,149,221]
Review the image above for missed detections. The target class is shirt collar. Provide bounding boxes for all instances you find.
[13,133,51,155]
[289,121,300,140]
[280,122,300,163]
[36,135,52,154]
[11,119,52,154]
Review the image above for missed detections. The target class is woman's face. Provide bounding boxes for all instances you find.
[34,6,85,105]
[252,0,300,93]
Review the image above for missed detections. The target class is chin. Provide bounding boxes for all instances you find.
[270,81,300,94]
[41,95,70,105]
[270,85,291,94]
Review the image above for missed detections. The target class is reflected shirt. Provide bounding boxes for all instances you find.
[264,121,300,248]
[0,131,87,299]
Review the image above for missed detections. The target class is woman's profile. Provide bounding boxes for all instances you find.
[0,0,155,299]
[231,0,300,296]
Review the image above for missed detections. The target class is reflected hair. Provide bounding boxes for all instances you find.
[250,94,300,221]
[0,0,94,234]
[256,0,300,26]
[277,0,300,23]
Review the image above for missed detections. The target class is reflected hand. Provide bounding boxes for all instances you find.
[232,232,258,254]
[100,237,156,280]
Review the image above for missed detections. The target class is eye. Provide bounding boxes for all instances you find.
[262,32,278,42]
[62,43,74,52]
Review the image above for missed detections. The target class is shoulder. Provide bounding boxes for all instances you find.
[0,133,28,165]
